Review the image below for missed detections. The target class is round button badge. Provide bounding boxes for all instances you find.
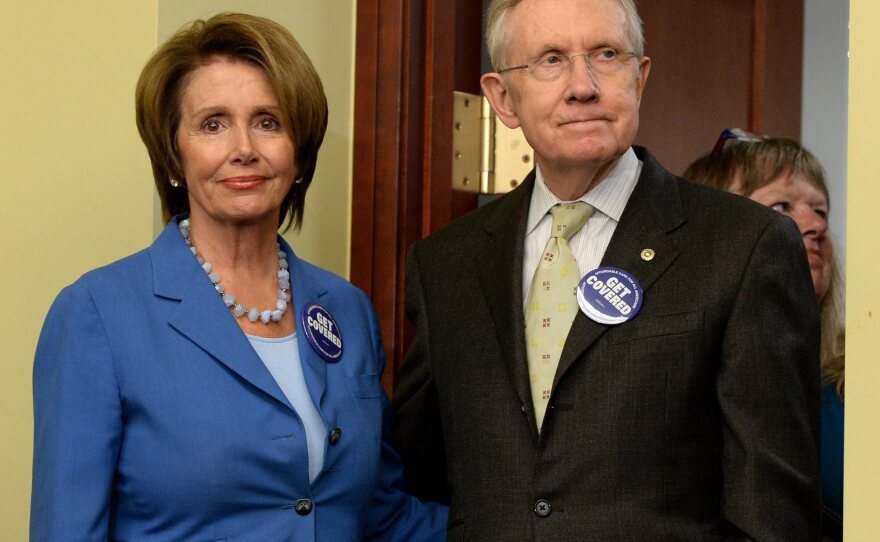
[576,267,644,325]
[301,302,343,362]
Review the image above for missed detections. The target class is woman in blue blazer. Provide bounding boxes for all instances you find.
[31,13,446,541]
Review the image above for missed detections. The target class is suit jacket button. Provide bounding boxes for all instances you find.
[329,427,342,445]
[534,499,552,517]
[294,498,313,516]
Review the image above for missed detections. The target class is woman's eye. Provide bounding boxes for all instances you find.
[770,203,787,213]
[259,117,280,130]
[204,120,222,132]
[815,208,828,219]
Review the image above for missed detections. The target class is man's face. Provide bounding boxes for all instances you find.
[482,0,650,174]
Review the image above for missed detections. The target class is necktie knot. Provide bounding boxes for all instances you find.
[549,202,594,241]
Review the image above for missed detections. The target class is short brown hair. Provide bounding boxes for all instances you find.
[135,12,328,230]
[485,0,645,71]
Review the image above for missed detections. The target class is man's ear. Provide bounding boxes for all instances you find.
[480,72,521,129]
[634,56,651,106]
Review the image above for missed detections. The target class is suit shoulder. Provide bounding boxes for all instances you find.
[68,247,152,294]
[412,185,528,255]
[676,176,782,229]
[297,258,371,304]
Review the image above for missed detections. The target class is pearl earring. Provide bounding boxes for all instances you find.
[170,179,180,188]
[294,177,303,185]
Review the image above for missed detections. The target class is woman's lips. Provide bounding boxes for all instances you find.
[805,247,826,266]
[220,176,266,189]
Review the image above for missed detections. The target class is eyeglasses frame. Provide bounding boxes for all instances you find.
[497,48,639,81]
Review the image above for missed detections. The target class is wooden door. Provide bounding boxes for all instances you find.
[351,0,803,393]
[636,0,803,173]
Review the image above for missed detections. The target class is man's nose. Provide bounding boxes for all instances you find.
[566,54,600,100]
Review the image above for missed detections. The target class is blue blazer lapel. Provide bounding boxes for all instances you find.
[151,219,293,411]
[283,239,329,410]
[554,148,685,388]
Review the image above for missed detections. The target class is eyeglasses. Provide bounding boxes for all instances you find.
[498,47,638,82]
[709,128,765,160]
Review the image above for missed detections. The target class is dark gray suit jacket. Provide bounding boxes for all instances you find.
[393,147,821,541]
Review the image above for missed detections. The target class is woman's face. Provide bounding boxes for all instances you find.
[176,56,297,230]
[747,173,833,302]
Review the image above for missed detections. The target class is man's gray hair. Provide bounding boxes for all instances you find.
[485,0,645,71]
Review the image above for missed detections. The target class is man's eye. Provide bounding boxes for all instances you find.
[542,55,564,66]
[595,48,618,61]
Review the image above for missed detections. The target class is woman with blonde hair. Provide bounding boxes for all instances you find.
[685,132,844,539]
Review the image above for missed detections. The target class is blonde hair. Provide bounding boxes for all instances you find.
[685,137,845,397]
[485,0,645,71]
[135,12,328,231]
[820,259,845,397]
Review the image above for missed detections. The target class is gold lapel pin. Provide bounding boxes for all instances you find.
[640,248,655,261]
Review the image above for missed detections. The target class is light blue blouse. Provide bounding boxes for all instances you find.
[248,333,327,483]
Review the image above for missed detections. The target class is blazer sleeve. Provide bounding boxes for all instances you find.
[391,246,451,504]
[357,289,448,542]
[31,282,122,541]
[718,215,822,540]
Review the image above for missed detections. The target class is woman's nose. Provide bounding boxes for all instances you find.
[796,208,829,238]
[231,126,257,163]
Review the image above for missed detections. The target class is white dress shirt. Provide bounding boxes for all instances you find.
[522,148,642,308]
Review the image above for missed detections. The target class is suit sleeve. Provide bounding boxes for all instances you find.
[357,289,448,542]
[718,215,822,541]
[391,246,451,504]
[31,283,122,541]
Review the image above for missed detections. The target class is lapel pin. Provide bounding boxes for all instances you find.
[576,267,643,325]
[301,302,343,363]
[640,248,655,261]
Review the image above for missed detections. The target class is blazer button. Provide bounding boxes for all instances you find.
[329,427,342,446]
[294,498,313,516]
[534,499,552,518]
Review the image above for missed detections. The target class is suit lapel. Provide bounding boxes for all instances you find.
[476,175,537,439]
[152,218,294,411]
[554,149,686,387]
[285,242,329,410]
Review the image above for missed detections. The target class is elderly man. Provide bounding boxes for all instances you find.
[393,0,822,540]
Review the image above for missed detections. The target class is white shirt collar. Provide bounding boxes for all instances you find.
[526,147,641,235]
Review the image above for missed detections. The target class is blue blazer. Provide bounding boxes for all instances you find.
[31,218,447,542]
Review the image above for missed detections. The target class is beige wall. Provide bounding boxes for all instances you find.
[0,1,354,538]
[0,1,157,538]
[846,2,880,539]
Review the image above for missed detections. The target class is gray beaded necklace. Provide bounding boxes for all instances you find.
[179,218,291,324]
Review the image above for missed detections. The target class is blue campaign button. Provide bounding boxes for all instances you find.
[576,267,643,325]
[301,302,343,362]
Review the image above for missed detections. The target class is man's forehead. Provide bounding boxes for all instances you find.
[507,0,629,55]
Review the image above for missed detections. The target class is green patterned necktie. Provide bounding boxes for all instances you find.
[525,202,594,431]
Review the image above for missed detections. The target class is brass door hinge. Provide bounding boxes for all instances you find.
[452,91,534,194]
